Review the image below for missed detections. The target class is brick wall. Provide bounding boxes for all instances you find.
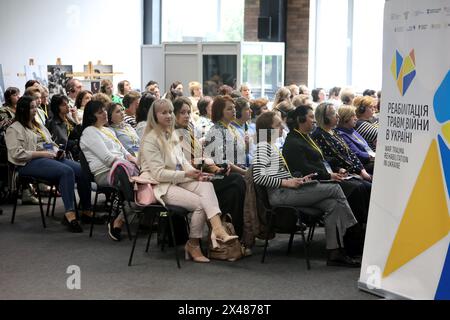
[244,0,260,41]
[244,0,310,86]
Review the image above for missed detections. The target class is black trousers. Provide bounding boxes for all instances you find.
[212,173,246,238]
[338,179,371,225]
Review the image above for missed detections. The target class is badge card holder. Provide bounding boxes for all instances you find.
[323,161,334,174]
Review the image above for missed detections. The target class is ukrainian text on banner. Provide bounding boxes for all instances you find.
[359,0,450,300]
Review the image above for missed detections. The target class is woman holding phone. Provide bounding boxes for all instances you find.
[139,99,238,263]
[5,96,92,233]
[253,111,360,267]
[173,96,246,238]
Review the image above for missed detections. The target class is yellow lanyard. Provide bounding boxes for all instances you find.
[99,127,122,146]
[33,125,50,143]
[122,125,138,145]
[352,132,366,146]
[65,119,73,138]
[231,121,248,134]
[332,131,351,153]
[273,145,292,177]
[189,130,201,151]
[41,105,48,118]
[295,129,325,160]
[220,121,239,140]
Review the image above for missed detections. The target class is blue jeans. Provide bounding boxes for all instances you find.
[17,158,91,212]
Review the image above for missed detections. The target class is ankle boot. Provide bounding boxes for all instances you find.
[209,215,238,248]
[185,240,210,263]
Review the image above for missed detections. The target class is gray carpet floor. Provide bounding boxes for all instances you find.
[0,195,377,300]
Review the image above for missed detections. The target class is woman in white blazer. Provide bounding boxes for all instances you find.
[139,99,237,263]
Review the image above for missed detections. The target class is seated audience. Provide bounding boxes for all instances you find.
[46,94,82,160]
[218,85,233,96]
[24,86,48,127]
[135,93,157,139]
[288,84,300,100]
[239,83,252,100]
[253,111,360,267]
[188,81,203,118]
[249,97,270,134]
[100,79,121,104]
[117,80,132,101]
[353,96,379,151]
[1,87,39,205]
[75,90,92,121]
[313,103,372,182]
[164,81,184,102]
[205,96,247,176]
[194,96,214,141]
[1,87,20,130]
[232,97,254,166]
[6,96,93,232]
[336,106,375,174]
[107,102,140,156]
[122,91,141,127]
[272,100,293,150]
[174,97,246,238]
[80,100,138,241]
[272,87,292,107]
[282,105,371,229]
[145,80,161,99]
[139,98,238,263]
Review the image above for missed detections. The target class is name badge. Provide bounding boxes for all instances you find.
[43,143,53,151]
[323,161,333,174]
[131,145,139,158]
[365,146,376,158]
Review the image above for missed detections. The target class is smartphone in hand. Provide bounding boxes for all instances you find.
[56,144,65,160]
[56,149,64,160]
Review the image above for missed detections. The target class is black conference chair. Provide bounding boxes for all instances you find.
[254,183,323,270]
[128,203,189,269]
[9,162,78,228]
[78,150,119,238]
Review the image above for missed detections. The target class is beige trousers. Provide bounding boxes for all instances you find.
[162,181,221,239]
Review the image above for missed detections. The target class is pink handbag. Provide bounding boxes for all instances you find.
[131,176,157,206]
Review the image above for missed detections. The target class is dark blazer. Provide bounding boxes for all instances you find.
[282,130,331,180]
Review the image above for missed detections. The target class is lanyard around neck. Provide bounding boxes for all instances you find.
[294,129,324,160]
[232,120,248,133]
[33,125,50,143]
[273,144,292,177]
[121,125,138,145]
[64,119,73,138]
[98,127,122,146]
[220,121,239,140]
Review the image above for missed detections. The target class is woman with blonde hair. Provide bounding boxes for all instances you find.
[336,105,375,174]
[272,87,292,108]
[239,83,252,100]
[139,99,238,263]
[188,81,202,119]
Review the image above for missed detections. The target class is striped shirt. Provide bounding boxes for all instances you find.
[355,120,378,151]
[123,115,137,128]
[252,141,291,189]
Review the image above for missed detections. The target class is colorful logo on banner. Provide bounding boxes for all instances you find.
[383,68,450,300]
[391,49,417,96]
